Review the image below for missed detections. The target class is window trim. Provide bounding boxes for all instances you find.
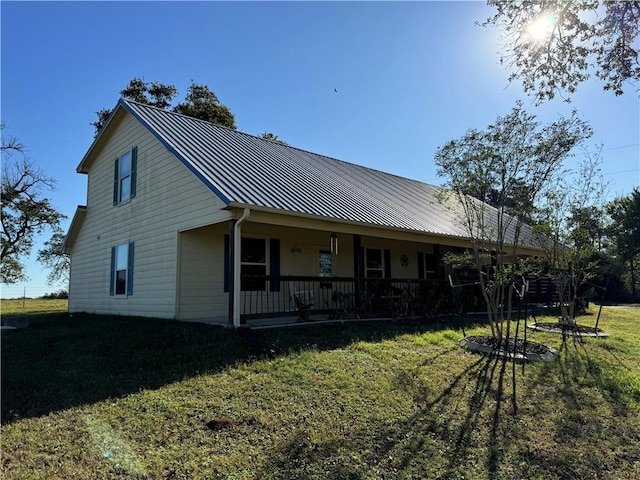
[423,253,438,280]
[318,248,333,277]
[365,247,384,278]
[113,147,137,206]
[240,235,269,292]
[224,235,280,293]
[110,242,134,297]
[317,247,333,288]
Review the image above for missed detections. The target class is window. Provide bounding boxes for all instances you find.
[366,248,383,278]
[223,236,280,293]
[113,147,137,205]
[319,249,332,288]
[241,237,267,291]
[423,253,438,279]
[110,243,134,296]
[319,250,332,277]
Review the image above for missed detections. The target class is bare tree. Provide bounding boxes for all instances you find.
[1,125,65,283]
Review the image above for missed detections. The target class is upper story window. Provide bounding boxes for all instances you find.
[113,147,137,205]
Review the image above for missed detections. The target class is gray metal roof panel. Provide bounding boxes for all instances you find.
[120,99,532,244]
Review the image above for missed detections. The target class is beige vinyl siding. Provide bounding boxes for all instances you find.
[177,224,229,323]
[68,112,230,318]
[208,221,433,323]
[241,222,433,280]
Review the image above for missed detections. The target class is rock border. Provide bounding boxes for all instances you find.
[459,337,559,363]
[527,322,609,337]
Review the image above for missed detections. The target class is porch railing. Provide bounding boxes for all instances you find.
[238,275,559,323]
[239,276,474,322]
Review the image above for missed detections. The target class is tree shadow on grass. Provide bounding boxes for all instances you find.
[522,333,640,478]
[254,350,520,479]
[1,312,488,425]
[557,333,639,411]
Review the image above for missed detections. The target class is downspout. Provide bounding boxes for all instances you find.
[232,208,251,328]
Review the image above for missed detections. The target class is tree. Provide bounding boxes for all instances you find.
[532,150,610,324]
[434,102,592,340]
[173,82,236,128]
[92,78,178,134]
[92,79,234,134]
[119,77,177,109]
[1,125,66,283]
[606,188,640,298]
[259,132,289,145]
[37,230,70,286]
[569,205,607,252]
[484,1,640,103]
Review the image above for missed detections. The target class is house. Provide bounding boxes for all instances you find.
[64,98,542,327]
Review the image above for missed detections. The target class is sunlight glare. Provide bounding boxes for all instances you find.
[527,13,556,41]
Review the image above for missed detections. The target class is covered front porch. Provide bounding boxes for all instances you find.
[176,209,548,327]
[239,275,461,326]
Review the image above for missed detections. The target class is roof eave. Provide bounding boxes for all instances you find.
[228,201,467,241]
[226,202,544,254]
[76,99,129,174]
[63,206,88,253]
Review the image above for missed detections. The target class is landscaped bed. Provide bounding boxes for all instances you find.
[528,321,609,337]
[1,301,639,479]
[459,335,559,362]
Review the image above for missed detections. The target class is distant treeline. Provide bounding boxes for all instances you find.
[40,290,69,300]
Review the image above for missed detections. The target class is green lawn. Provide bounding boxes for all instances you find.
[1,306,639,479]
[1,298,68,317]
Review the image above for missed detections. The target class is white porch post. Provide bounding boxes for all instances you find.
[232,208,250,328]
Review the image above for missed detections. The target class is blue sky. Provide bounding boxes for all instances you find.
[1,0,638,298]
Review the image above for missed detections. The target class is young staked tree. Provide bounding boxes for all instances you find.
[1,125,66,284]
[532,149,610,325]
[434,102,592,341]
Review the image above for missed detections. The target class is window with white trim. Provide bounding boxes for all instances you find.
[423,253,438,280]
[241,237,267,291]
[319,249,332,277]
[365,248,384,278]
[111,243,134,296]
[319,249,332,288]
[113,147,137,205]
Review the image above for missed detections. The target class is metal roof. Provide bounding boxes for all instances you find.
[119,99,533,245]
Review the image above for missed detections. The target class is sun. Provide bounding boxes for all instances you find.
[527,13,556,41]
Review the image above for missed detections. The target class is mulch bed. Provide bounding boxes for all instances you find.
[464,335,552,356]
[529,322,608,337]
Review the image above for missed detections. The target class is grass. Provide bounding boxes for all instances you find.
[1,298,68,317]
[1,305,639,479]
